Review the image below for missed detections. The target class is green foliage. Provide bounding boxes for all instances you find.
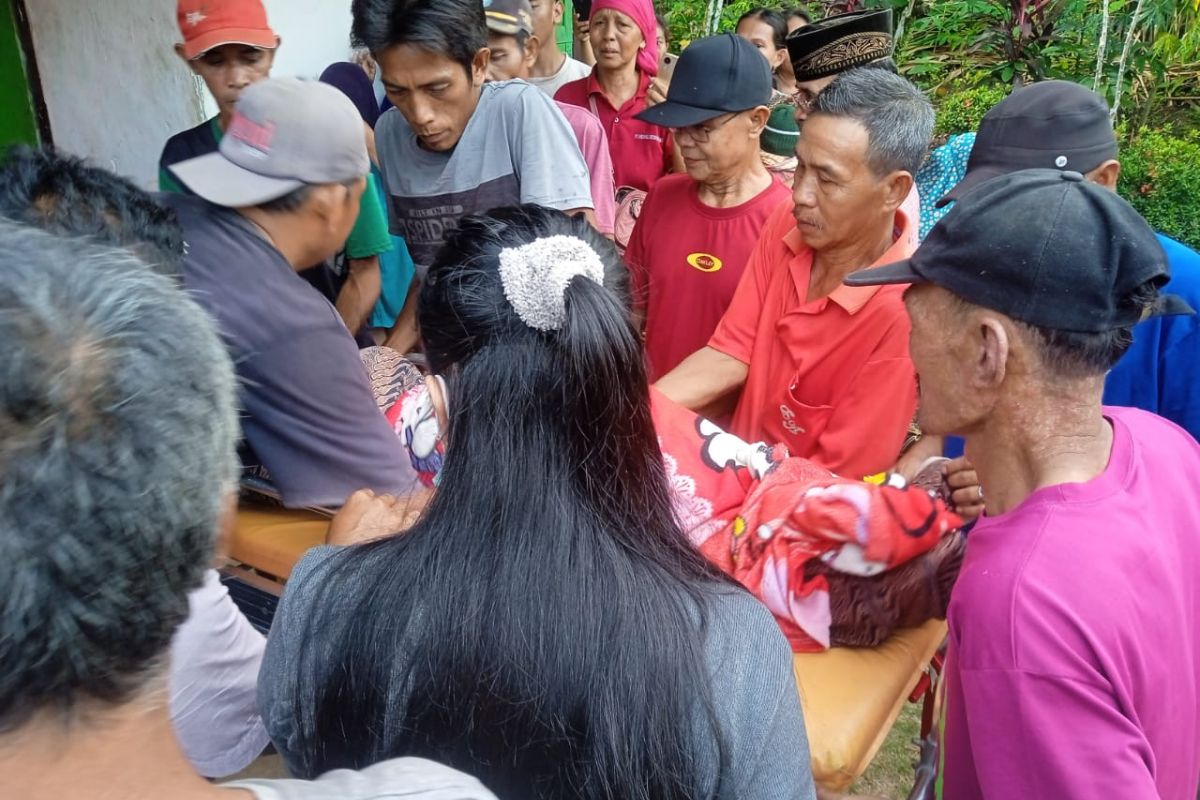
[933,84,1010,135]
[659,0,1199,131]
[1118,126,1200,250]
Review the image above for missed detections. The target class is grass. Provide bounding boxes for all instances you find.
[848,703,923,799]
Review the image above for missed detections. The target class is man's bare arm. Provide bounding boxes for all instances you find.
[335,255,382,336]
[654,346,748,412]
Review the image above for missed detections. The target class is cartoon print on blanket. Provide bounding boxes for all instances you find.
[649,388,963,652]
[386,381,445,488]
[381,375,964,652]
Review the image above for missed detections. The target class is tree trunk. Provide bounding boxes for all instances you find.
[894,0,919,48]
[711,0,726,35]
[1092,0,1110,91]
[1111,0,1149,125]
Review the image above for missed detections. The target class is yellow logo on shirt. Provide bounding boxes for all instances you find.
[687,253,723,273]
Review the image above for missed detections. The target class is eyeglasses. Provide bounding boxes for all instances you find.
[676,112,740,144]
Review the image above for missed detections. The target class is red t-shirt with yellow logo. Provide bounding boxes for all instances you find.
[625,173,791,381]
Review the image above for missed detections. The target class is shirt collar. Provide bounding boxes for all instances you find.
[783,208,913,315]
[586,70,652,106]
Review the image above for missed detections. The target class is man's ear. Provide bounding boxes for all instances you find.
[524,34,541,70]
[553,0,565,25]
[1086,159,1121,191]
[472,47,491,87]
[880,170,914,214]
[305,184,345,233]
[977,316,1010,390]
[747,105,771,137]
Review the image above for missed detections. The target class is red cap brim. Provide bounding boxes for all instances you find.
[183,27,277,60]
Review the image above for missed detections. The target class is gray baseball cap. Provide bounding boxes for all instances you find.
[170,77,369,208]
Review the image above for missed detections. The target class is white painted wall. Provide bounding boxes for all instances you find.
[263,0,354,81]
[25,0,355,188]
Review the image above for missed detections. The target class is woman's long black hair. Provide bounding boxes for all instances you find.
[287,206,732,799]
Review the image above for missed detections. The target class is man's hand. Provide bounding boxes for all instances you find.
[335,255,382,336]
[573,17,595,66]
[326,488,431,547]
[894,434,944,482]
[944,456,985,522]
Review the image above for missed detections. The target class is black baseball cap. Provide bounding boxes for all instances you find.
[844,169,1193,332]
[937,80,1117,208]
[634,34,772,128]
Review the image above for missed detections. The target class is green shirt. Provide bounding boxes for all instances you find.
[158,117,390,259]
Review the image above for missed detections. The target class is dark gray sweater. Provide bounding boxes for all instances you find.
[259,546,817,800]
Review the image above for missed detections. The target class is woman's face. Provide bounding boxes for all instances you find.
[736,17,785,73]
[590,9,645,73]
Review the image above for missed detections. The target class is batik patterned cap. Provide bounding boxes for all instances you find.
[786,8,893,81]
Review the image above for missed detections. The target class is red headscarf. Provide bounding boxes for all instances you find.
[590,0,660,77]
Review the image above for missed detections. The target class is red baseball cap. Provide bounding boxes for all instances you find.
[177,0,277,60]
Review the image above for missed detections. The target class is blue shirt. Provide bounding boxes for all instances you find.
[1102,234,1200,441]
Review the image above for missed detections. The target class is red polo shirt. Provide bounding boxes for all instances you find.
[555,71,672,192]
[708,202,918,479]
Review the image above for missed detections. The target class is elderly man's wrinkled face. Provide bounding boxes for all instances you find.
[674,109,767,184]
[791,113,898,252]
[904,284,1007,437]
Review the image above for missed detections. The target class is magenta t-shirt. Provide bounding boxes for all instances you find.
[940,407,1200,800]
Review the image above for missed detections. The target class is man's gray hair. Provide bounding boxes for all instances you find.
[812,67,935,177]
[0,222,238,729]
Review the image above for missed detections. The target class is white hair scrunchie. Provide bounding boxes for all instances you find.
[497,235,605,332]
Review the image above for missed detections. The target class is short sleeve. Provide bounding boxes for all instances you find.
[170,570,269,777]
[160,165,185,194]
[708,202,791,364]
[574,112,617,234]
[513,87,593,211]
[623,184,660,309]
[343,171,393,259]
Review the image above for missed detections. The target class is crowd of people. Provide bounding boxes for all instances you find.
[1,0,1198,799]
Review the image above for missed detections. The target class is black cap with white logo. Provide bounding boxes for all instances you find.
[845,169,1193,333]
[936,80,1118,208]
